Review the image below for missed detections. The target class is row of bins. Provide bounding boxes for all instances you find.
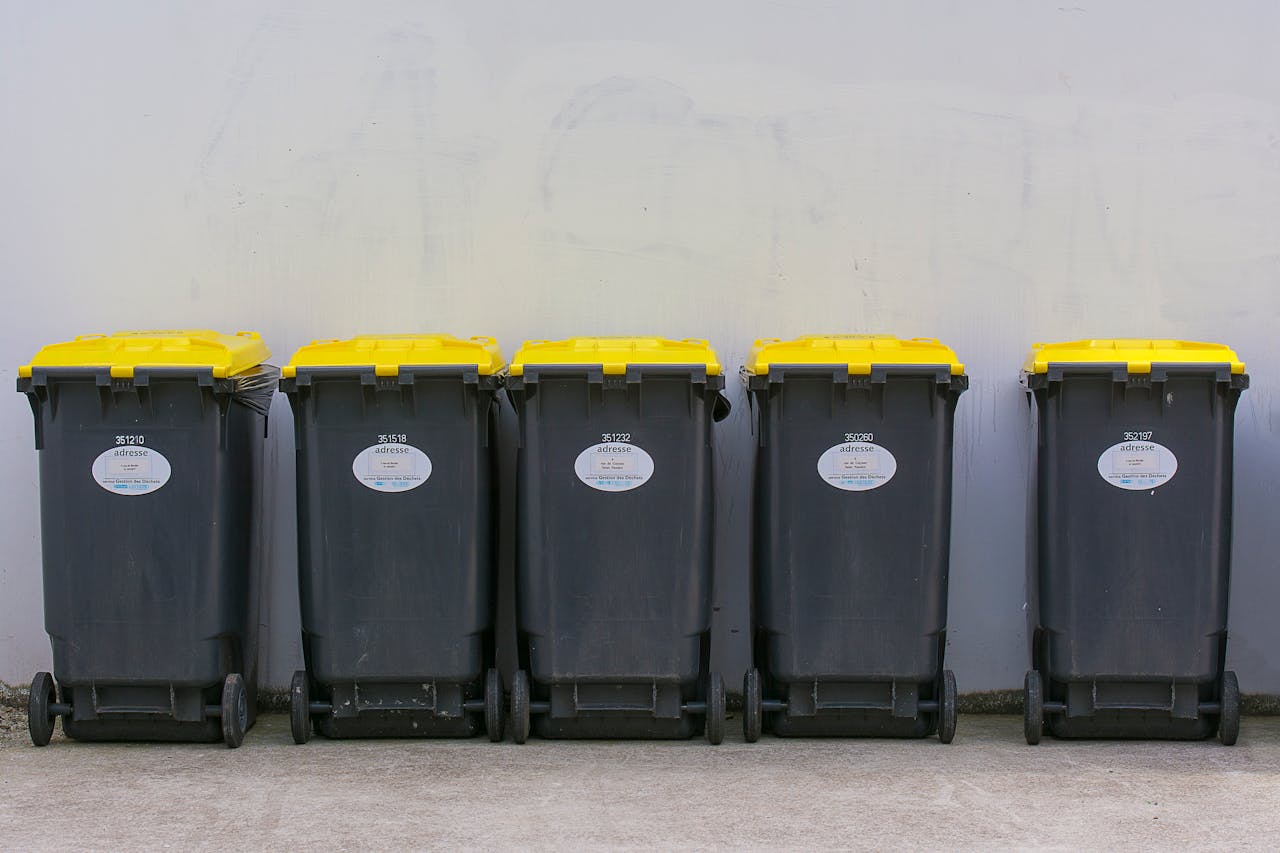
[18,331,1247,747]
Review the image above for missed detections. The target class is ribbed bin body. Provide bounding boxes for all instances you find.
[750,359,964,737]
[22,361,274,742]
[1029,360,1245,739]
[509,361,727,739]
[285,366,499,737]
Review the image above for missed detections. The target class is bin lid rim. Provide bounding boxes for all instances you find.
[19,330,270,379]
[282,334,505,377]
[509,336,721,376]
[1024,339,1245,374]
[744,335,964,375]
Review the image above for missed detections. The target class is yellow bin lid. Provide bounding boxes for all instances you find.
[19,330,270,379]
[282,334,505,378]
[509,337,721,376]
[745,335,964,376]
[1024,339,1245,375]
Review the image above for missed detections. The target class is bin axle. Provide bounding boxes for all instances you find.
[1039,700,1221,716]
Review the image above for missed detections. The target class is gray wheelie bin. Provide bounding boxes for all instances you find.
[19,330,276,748]
[1023,339,1247,744]
[741,335,967,742]
[281,335,506,743]
[504,337,731,743]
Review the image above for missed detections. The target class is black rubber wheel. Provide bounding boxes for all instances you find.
[939,669,958,744]
[28,671,57,747]
[1024,670,1043,746]
[510,670,531,745]
[742,668,762,743]
[705,671,726,745]
[1219,670,1240,746]
[289,670,311,745]
[485,668,505,743]
[221,673,248,749]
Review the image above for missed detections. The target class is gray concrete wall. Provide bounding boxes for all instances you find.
[3,1,1279,694]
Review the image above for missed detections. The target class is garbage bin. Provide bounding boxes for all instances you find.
[19,330,277,748]
[1022,339,1248,745]
[281,335,506,744]
[741,335,967,743]
[505,337,731,743]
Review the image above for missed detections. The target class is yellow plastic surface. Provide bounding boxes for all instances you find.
[509,337,721,376]
[19,330,270,379]
[744,335,964,376]
[1025,339,1245,375]
[282,334,504,378]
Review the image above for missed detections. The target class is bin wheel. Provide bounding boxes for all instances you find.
[1219,670,1240,746]
[485,668,505,743]
[1024,670,1044,746]
[221,673,248,749]
[28,671,57,747]
[938,669,958,744]
[510,670,531,745]
[705,671,726,745]
[289,670,311,745]
[742,668,762,743]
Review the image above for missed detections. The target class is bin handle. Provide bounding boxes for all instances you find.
[712,392,732,422]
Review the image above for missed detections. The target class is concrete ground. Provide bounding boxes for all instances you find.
[2,711,1278,850]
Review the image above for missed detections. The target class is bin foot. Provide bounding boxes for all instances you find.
[1024,670,1044,745]
[1219,671,1240,746]
[742,668,762,743]
[221,673,248,749]
[289,670,311,745]
[705,672,725,745]
[28,672,58,747]
[511,670,531,744]
[485,668,505,743]
[938,670,958,744]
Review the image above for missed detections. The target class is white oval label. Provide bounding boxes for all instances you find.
[574,442,655,492]
[1097,441,1178,491]
[352,443,432,493]
[817,442,898,491]
[92,446,172,496]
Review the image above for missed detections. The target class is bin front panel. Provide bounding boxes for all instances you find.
[754,373,959,684]
[514,374,717,687]
[291,374,497,685]
[33,375,264,689]
[1035,372,1238,684]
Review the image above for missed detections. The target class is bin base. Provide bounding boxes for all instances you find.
[514,673,721,741]
[533,715,701,740]
[63,717,236,743]
[56,679,257,744]
[764,676,943,739]
[770,711,933,738]
[316,714,481,739]
[307,677,489,740]
[1046,713,1216,740]
[1028,671,1230,742]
